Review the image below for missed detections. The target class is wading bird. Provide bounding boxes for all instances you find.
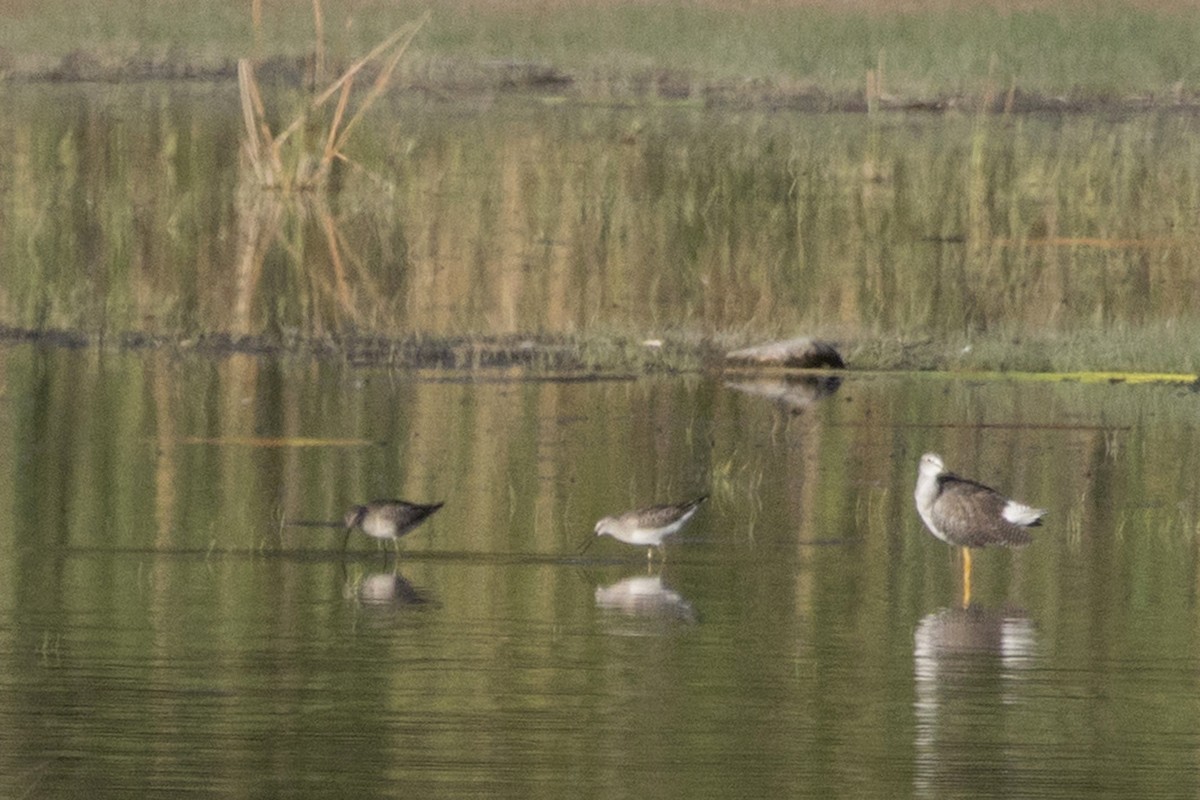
[343,499,444,556]
[585,496,708,563]
[914,453,1044,606]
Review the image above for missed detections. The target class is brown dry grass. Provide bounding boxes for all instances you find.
[385,0,1199,12]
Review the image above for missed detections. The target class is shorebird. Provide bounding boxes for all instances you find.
[343,500,444,555]
[585,496,708,562]
[914,453,1045,606]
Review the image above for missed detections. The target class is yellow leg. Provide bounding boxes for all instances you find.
[961,548,973,608]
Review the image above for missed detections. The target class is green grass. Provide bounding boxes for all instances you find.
[3,1,1200,101]
[846,319,1200,375]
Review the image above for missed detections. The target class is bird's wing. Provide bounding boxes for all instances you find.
[931,477,1033,547]
[383,502,444,529]
[628,498,704,528]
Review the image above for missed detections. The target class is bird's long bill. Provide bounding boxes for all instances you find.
[341,526,352,553]
[578,533,597,555]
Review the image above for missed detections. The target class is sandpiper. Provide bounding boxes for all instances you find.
[585,496,708,562]
[343,499,444,554]
[914,453,1045,605]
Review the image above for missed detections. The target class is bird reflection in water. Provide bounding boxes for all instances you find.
[913,605,1038,796]
[593,573,697,625]
[344,569,431,608]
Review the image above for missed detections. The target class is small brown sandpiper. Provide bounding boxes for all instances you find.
[343,499,445,555]
[585,495,708,562]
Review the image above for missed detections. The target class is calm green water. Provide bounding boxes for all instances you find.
[3,82,1200,797]
[2,345,1200,797]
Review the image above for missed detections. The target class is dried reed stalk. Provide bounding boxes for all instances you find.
[238,10,430,192]
[312,0,326,83]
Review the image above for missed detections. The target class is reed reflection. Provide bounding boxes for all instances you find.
[12,85,1200,354]
[913,605,1038,796]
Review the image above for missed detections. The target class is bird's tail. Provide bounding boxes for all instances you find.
[1002,501,1046,527]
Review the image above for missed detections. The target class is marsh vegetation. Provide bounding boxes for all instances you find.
[4,0,1200,107]
[4,81,1200,374]
[3,2,1200,375]
[5,3,1200,797]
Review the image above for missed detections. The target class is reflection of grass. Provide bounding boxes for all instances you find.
[8,80,1200,373]
[711,451,764,540]
[1115,504,1200,552]
[855,486,892,537]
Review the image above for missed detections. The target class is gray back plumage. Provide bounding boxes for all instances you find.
[619,495,708,528]
[369,500,444,529]
[347,499,445,538]
[931,474,1035,548]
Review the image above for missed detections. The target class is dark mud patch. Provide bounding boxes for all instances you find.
[0,324,90,349]
[6,51,1200,115]
[0,324,1059,376]
[2,325,719,376]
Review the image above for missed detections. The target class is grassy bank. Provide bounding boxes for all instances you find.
[3,1,1200,107]
[3,322,1198,382]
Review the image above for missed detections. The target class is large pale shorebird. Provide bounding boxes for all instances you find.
[343,499,444,555]
[914,453,1045,606]
[585,496,708,563]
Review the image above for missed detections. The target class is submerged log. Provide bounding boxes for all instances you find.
[725,337,845,369]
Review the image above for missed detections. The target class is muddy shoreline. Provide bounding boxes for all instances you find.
[5,52,1200,115]
[0,323,1069,377]
[0,324,738,375]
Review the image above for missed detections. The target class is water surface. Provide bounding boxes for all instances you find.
[2,346,1199,797]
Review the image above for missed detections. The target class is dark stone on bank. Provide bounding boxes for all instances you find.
[725,337,845,369]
